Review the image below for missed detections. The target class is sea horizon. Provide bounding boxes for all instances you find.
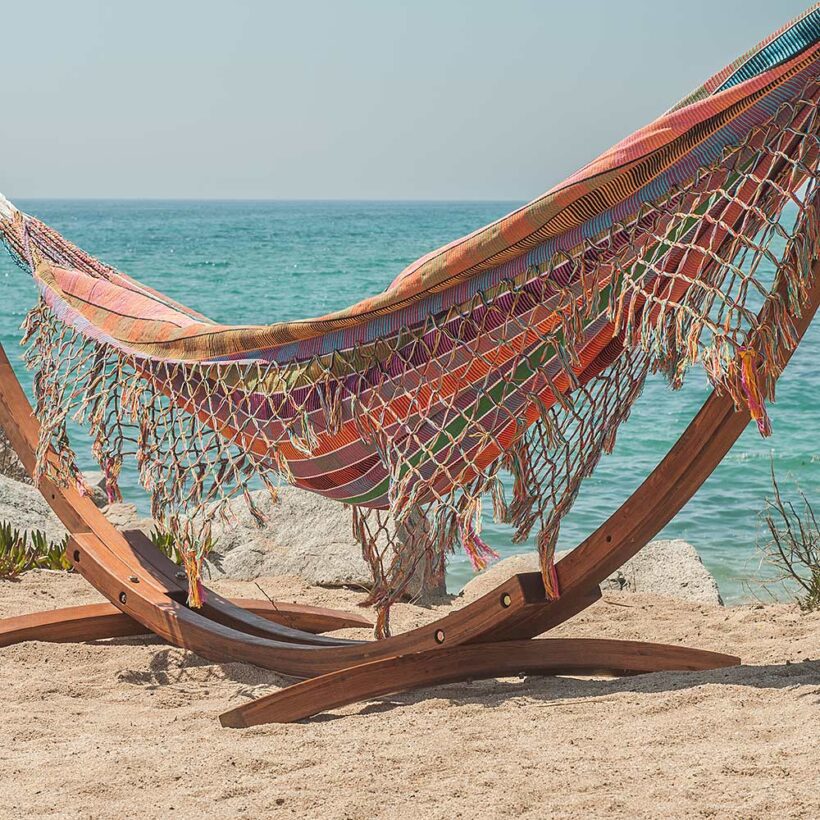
[12,196,527,204]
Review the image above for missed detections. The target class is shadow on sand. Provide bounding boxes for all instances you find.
[107,636,819,721]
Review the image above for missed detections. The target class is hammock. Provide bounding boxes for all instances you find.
[1,6,819,635]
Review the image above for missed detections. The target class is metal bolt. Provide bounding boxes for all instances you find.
[434,629,445,644]
[500,592,512,608]
[72,550,81,563]
[128,575,139,584]
[118,591,127,605]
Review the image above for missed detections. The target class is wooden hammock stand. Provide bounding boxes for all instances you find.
[0,264,817,727]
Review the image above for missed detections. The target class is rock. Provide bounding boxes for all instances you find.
[0,474,157,545]
[0,429,113,508]
[80,471,110,508]
[0,473,65,544]
[603,539,724,605]
[0,426,31,485]
[100,502,154,536]
[203,486,446,601]
[457,553,541,602]
[458,538,723,606]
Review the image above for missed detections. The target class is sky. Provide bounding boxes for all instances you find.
[1,0,812,200]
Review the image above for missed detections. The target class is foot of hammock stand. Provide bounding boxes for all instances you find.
[0,597,373,647]
[219,638,741,727]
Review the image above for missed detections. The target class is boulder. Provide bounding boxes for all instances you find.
[0,426,31,485]
[0,474,155,545]
[0,473,65,544]
[80,471,110,508]
[100,501,154,536]
[0,429,109,504]
[458,538,723,606]
[203,486,446,600]
[602,538,724,605]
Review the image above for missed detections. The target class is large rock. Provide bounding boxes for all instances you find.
[0,473,65,544]
[0,426,31,485]
[601,539,724,604]
[0,473,155,544]
[100,501,154,536]
[81,471,111,508]
[204,486,446,600]
[459,539,723,606]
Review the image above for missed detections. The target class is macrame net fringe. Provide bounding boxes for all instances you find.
[3,75,819,636]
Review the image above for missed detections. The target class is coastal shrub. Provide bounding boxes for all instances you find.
[150,527,183,565]
[760,470,820,612]
[0,521,190,579]
[149,527,217,566]
[0,520,195,580]
[0,522,71,579]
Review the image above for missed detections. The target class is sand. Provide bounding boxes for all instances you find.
[0,571,818,820]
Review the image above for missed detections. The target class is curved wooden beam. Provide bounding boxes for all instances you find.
[219,638,741,726]
[482,263,820,642]
[0,597,371,648]
[0,345,563,672]
[65,529,554,674]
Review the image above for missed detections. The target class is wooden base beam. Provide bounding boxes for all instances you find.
[0,598,372,647]
[219,638,741,726]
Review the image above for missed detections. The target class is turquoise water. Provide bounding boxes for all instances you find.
[1,199,817,601]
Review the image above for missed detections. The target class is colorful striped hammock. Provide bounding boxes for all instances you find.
[1,6,819,634]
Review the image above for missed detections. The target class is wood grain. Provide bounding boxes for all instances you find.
[219,638,741,726]
[0,597,371,647]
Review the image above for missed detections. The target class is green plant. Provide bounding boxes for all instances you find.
[31,529,73,572]
[0,526,32,579]
[0,521,71,579]
[759,468,820,612]
[149,527,183,565]
[0,520,203,581]
[148,528,216,573]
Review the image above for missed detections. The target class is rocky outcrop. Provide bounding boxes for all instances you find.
[99,502,154,536]
[203,486,446,600]
[0,426,31,485]
[459,539,723,606]
[80,471,111,508]
[0,456,720,607]
[600,539,724,604]
[0,473,153,543]
[0,473,65,543]
[0,430,111,502]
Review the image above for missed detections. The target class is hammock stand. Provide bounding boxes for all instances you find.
[1,260,817,724]
[1,8,819,725]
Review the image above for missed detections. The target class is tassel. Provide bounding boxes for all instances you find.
[182,551,207,608]
[738,347,771,437]
[244,487,268,527]
[373,604,391,640]
[459,500,499,571]
[102,456,123,504]
[490,476,509,524]
[262,475,280,504]
[536,527,561,600]
[317,380,343,436]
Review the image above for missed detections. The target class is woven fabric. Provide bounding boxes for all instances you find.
[2,5,820,634]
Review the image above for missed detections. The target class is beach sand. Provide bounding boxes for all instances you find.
[0,571,818,819]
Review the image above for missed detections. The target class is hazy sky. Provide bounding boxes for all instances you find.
[2,0,811,200]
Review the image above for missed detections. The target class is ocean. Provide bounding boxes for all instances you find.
[1,199,818,601]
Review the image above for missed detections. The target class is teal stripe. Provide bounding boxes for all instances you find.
[717,8,820,93]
